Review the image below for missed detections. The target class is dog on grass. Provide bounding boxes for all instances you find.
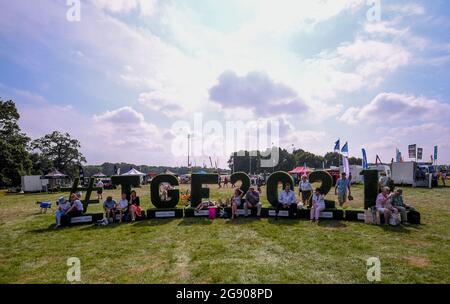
[36,201,52,213]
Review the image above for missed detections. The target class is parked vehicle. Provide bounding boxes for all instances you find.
[21,176,49,192]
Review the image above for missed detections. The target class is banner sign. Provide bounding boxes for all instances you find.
[408,144,417,159]
[417,148,423,160]
[434,146,438,161]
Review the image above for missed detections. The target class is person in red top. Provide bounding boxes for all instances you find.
[129,190,142,222]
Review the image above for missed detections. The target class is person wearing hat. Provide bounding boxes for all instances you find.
[55,196,71,228]
[298,175,312,208]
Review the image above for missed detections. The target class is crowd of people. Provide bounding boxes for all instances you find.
[54,188,144,228]
[55,172,418,226]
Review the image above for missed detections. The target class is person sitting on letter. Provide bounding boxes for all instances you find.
[276,184,297,220]
[310,188,326,223]
[244,187,262,218]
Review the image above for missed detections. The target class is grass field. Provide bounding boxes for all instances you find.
[0,182,449,284]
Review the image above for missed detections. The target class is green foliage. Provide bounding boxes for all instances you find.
[151,174,179,208]
[0,99,32,187]
[230,172,250,195]
[190,174,218,207]
[361,170,379,209]
[266,171,294,207]
[111,175,141,200]
[308,170,333,195]
[31,131,86,178]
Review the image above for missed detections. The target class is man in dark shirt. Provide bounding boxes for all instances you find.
[244,187,262,218]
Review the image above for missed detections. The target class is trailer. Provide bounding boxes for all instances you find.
[339,165,364,184]
[21,176,48,192]
[391,162,416,186]
[391,162,431,188]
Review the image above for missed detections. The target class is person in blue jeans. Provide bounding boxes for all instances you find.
[55,196,70,228]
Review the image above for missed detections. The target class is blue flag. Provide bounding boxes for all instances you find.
[362,148,368,169]
[341,142,349,153]
[334,139,340,152]
[434,146,438,161]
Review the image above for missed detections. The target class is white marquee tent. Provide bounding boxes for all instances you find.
[122,168,146,176]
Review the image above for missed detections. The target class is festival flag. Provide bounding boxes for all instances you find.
[343,156,350,176]
[79,165,85,186]
[434,146,438,161]
[341,142,349,154]
[334,139,340,153]
[362,148,368,169]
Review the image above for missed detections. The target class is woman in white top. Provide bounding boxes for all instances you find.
[299,175,313,207]
[310,188,326,223]
[231,188,244,220]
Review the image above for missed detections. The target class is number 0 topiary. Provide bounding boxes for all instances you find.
[308,170,333,195]
[266,171,294,207]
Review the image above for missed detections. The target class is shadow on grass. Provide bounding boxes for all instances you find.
[133,218,177,226]
[29,224,57,234]
[178,217,213,226]
[376,223,423,233]
[225,217,263,225]
[266,218,301,226]
[317,220,347,228]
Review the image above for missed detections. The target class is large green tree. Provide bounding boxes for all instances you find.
[0,99,32,187]
[31,131,86,177]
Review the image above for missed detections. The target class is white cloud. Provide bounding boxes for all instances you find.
[92,0,157,16]
[384,3,425,16]
[209,70,308,117]
[138,91,186,118]
[340,93,450,125]
[93,106,160,149]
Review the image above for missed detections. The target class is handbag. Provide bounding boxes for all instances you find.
[389,213,399,226]
[364,209,373,224]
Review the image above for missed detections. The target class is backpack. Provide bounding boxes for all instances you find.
[407,210,421,224]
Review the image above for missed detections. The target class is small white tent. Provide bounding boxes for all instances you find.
[121,168,146,184]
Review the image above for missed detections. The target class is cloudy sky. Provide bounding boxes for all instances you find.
[1,0,449,166]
